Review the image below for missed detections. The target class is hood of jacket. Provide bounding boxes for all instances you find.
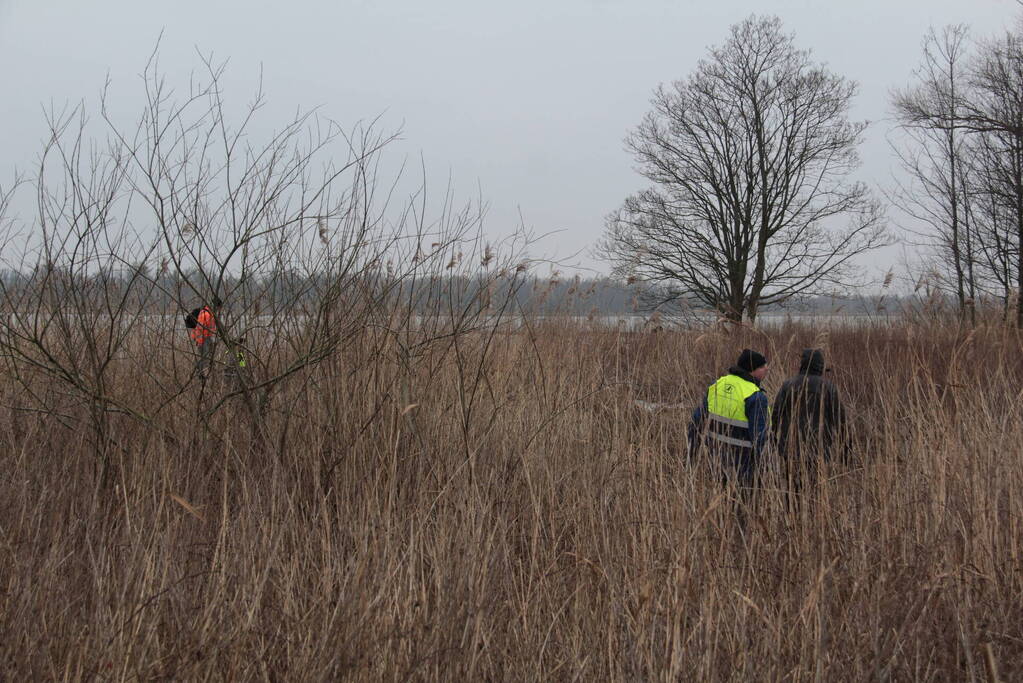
[799,348,826,376]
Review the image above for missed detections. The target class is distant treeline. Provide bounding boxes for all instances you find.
[0,266,941,319]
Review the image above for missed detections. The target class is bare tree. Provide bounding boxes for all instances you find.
[599,15,888,323]
[970,30,1023,325]
[896,22,1023,325]
[0,50,530,485]
[891,26,978,324]
[950,121,1021,320]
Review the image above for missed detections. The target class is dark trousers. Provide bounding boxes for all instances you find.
[711,446,758,534]
[196,339,216,376]
[717,445,757,493]
[781,449,828,513]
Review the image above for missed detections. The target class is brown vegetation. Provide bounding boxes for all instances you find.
[1,316,1021,680]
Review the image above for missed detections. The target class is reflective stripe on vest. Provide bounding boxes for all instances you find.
[708,414,749,428]
[706,374,762,449]
[707,428,754,448]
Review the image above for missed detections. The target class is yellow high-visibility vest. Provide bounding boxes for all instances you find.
[705,374,764,448]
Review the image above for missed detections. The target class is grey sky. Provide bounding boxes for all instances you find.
[0,0,1018,279]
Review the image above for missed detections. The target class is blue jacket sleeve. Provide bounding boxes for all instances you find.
[687,395,708,455]
[745,391,769,459]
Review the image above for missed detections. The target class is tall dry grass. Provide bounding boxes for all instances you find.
[1,317,1021,679]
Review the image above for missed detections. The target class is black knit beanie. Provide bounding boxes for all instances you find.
[737,348,767,372]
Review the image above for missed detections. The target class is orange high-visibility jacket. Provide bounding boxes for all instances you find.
[190,306,216,345]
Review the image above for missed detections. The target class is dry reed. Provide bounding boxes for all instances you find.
[0,318,1021,680]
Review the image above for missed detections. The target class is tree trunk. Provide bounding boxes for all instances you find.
[947,128,967,320]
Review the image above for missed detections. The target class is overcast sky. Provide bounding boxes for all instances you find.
[0,0,1018,279]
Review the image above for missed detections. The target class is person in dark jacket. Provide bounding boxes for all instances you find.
[772,348,847,497]
[688,349,771,494]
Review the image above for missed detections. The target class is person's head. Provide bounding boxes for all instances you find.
[737,348,769,381]
[799,348,826,375]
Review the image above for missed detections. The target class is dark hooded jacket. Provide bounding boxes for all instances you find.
[772,349,846,463]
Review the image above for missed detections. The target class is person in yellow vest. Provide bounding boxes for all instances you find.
[687,349,771,493]
[224,337,249,386]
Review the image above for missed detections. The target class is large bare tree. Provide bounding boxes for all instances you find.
[599,15,888,322]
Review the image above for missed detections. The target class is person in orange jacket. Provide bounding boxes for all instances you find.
[185,297,220,378]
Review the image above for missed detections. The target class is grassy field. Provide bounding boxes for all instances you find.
[1,316,1021,679]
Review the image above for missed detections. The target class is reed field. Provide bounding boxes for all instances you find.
[1,315,1021,680]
